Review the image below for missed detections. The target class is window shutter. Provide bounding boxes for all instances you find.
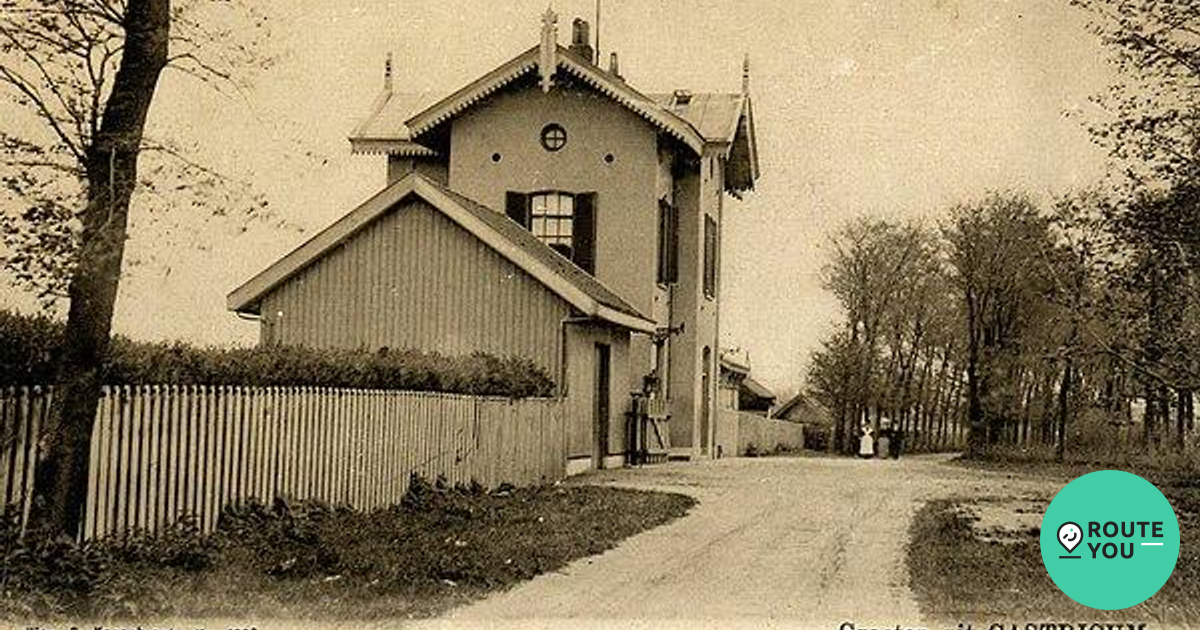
[505,192,530,228]
[573,192,597,274]
[703,215,717,297]
[657,200,680,285]
[667,203,679,283]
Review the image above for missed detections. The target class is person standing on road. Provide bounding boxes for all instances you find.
[858,426,874,458]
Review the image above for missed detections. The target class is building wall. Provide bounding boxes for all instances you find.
[562,323,633,468]
[446,82,660,319]
[667,153,724,457]
[258,197,571,375]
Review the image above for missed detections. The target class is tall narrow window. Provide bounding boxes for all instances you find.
[657,199,678,285]
[703,215,717,298]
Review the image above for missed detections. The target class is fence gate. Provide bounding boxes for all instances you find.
[627,394,670,465]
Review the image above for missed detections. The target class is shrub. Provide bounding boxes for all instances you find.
[803,425,830,451]
[0,310,554,397]
[216,497,349,579]
[0,508,216,620]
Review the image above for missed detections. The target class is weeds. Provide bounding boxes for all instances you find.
[0,477,696,623]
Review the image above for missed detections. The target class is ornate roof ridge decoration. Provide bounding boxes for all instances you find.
[539,7,558,92]
[348,139,438,157]
[404,51,540,138]
[552,51,705,152]
[403,45,705,154]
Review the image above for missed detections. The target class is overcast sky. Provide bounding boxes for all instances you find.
[0,0,1116,397]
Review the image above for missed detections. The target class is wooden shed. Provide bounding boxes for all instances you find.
[229,173,656,471]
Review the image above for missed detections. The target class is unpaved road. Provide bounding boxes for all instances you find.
[424,454,1061,629]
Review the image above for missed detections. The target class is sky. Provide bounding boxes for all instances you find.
[0,0,1116,398]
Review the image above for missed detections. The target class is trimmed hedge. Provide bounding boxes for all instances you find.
[0,310,555,398]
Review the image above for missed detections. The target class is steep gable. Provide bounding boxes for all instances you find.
[228,173,655,334]
[349,45,706,156]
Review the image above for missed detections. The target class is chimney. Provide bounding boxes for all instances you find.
[569,18,595,63]
[608,51,622,80]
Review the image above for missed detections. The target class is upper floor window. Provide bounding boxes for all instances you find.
[531,193,575,258]
[703,214,717,299]
[506,190,596,274]
[657,199,679,285]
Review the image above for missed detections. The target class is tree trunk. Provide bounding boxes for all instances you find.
[1056,358,1073,463]
[26,0,171,541]
[966,338,985,456]
[1176,388,1189,451]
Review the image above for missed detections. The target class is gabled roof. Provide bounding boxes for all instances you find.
[349,89,444,156]
[719,352,750,377]
[349,44,709,156]
[774,391,831,424]
[651,92,744,143]
[228,173,656,333]
[740,375,775,402]
[650,92,760,192]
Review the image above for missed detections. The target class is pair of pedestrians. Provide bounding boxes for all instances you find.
[858,425,902,459]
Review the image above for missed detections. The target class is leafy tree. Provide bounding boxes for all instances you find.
[944,192,1058,456]
[815,218,965,454]
[0,0,268,540]
[1073,0,1200,185]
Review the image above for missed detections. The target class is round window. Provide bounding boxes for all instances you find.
[540,123,567,152]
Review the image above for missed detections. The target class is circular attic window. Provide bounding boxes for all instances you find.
[540,123,567,152]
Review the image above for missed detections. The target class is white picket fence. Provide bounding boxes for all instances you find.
[0,385,566,539]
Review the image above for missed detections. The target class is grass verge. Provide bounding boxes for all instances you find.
[1,478,696,623]
[908,460,1200,626]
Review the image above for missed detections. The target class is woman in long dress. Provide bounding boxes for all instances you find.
[858,427,874,458]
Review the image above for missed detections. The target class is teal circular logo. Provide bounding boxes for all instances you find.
[1040,470,1180,609]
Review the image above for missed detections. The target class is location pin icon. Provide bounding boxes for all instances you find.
[1058,521,1082,554]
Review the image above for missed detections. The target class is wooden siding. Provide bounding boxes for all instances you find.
[1,385,566,540]
[259,197,571,374]
[562,325,632,459]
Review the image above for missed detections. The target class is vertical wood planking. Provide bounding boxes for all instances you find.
[0,386,569,539]
[8,388,30,525]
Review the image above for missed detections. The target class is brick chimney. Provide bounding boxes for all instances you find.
[569,18,594,63]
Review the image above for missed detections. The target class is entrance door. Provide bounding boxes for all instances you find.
[594,343,611,469]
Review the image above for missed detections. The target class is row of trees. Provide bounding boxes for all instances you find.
[809,0,1200,462]
[810,186,1199,462]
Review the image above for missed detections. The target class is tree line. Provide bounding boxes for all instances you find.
[808,1,1200,464]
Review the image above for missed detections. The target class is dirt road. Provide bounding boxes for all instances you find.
[428,454,1060,628]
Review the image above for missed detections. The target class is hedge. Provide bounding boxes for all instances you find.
[0,310,555,398]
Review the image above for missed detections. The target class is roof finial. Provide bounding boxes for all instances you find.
[539,6,559,92]
[384,52,394,93]
[742,53,750,95]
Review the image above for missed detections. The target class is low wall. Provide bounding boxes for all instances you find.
[716,409,806,457]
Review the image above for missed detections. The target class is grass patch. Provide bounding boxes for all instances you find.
[1,478,696,623]
[908,466,1200,625]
